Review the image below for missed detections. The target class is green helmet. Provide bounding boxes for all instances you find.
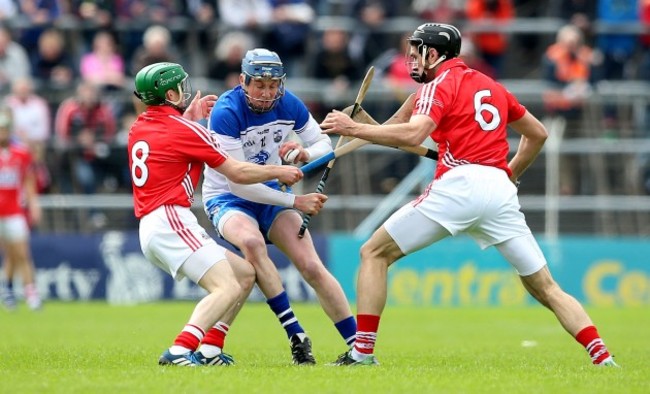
[134,62,189,105]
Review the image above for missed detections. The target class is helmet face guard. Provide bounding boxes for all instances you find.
[134,62,191,110]
[241,48,286,114]
[405,38,428,83]
[405,23,462,83]
[167,75,192,110]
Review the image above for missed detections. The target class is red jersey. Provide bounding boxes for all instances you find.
[128,106,227,219]
[413,58,526,180]
[0,143,33,216]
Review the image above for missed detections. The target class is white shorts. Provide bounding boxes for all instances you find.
[386,164,531,252]
[0,214,29,242]
[139,205,227,283]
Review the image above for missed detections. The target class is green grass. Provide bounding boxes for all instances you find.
[0,302,647,394]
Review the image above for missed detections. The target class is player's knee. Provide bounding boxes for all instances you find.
[220,281,242,305]
[296,259,325,284]
[238,234,267,256]
[360,240,398,265]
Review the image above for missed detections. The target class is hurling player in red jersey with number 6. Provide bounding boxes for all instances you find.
[321,23,618,367]
[128,62,303,367]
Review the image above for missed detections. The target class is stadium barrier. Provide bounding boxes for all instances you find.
[27,231,323,304]
[19,231,650,307]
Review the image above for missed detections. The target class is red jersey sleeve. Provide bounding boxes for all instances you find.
[413,69,455,126]
[504,86,526,123]
[169,115,228,168]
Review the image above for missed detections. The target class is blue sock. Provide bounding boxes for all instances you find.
[267,291,304,338]
[335,316,357,347]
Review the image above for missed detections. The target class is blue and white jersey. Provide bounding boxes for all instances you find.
[202,85,324,200]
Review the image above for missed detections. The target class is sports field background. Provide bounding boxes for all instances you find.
[1,302,647,393]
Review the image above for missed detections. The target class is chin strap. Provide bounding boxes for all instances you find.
[427,54,446,70]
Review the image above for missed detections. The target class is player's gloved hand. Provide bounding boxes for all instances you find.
[293,193,328,215]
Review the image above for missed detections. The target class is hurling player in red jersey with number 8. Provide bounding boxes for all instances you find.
[321,23,618,367]
[129,62,303,366]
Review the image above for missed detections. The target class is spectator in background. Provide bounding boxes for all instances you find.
[185,0,219,50]
[310,27,360,100]
[639,0,650,193]
[0,25,31,91]
[0,0,18,20]
[130,25,180,75]
[593,0,638,137]
[54,81,116,196]
[79,29,125,142]
[542,24,594,115]
[459,37,496,79]
[465,0,514,79]
[594,0,638,81]
[639,0,650,81]
[4,77,51,193]
[217,0,272,31]
[30,28,75,90]
[208,30,255,90]
[347,0,400,70]
[382,32,421,92]
[551,0,595,43]
[264,0,315,76]
[16,0,62,53]
[542,24,594,195]
[411,0,465,24]
[311,28,359,81]
[0,108,43,311]
[71,1,115,51]
[80,30,126,91]
[307,27,361,119]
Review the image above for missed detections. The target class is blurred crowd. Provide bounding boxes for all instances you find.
[1,0,650,203]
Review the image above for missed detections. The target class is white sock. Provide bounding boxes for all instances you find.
[350,348,369,361]
[197,344,222,358]
[169,345,192,355]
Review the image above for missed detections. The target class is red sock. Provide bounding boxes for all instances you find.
[575,325,610,364]
[353,314,380,355]
[202,322,230,349]
[174,324,205,351]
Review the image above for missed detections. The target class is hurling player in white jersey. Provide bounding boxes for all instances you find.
[321,23,617,367]
[202,48,356,365]
[129,62,303,367]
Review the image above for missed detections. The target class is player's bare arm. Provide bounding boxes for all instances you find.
[183,90,218,122]
[384,93,416,125]
[507,110,548,182]
[24,169,42,225]
[215,157,303,186]
[320,110,434,147]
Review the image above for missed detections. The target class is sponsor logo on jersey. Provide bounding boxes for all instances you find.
[273,129,282,143]
[250,151,270,164]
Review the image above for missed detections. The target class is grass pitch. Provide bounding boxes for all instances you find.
[0,302,646,394]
